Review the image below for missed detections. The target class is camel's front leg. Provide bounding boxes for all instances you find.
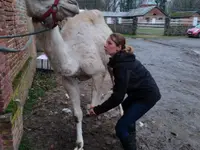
[62,77,84,150]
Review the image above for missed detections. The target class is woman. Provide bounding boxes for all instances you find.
[87,33,161,150]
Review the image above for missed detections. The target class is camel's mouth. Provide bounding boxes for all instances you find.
[60,1,80,18]
[54,0,79,20]
[60,5,79,18]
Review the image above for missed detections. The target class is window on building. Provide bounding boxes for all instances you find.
[146,17,150,22]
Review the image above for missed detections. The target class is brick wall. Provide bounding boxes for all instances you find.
[0,0,30,112]
[0,0,37,149]
[0,43,36,150]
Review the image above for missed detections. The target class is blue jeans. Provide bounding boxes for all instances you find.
[115,100,155,141]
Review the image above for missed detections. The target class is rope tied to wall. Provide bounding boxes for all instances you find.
[0,28,51,52]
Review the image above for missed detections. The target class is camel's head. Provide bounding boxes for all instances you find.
[25,0,79,28]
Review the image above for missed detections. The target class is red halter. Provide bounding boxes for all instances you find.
[41,0,60,28]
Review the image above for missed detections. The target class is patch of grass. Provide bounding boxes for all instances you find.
[124,34,162,38]
[170,11,195,18]
[4,98,17,114]
[137,27,164,36]
[23,70,57,115]
[124,33,186,39]
[19,70,57,149]
[19,135,33,150]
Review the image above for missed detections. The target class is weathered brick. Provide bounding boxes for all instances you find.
[0,8,4,14]
[0,0,36,148]
[5,0,14,2]
[0,22,6,29]
[3,139,13,146]
[6,42,16,48]
[3,67,10,76]
[0,123,12,130]
[0,38,7,44]
[2,145,13,150]
[0,3,2,8]
[5,20,15,26]
[0,101,4,108]
[0,135,2,143]
[0,64,6,73]
[2,134,12,140]
[3,1,12,7]
[0,56,5,65]
[2,89,12,102]
[0,30,8,36]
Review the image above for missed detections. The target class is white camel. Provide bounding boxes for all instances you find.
[24,0,123,149]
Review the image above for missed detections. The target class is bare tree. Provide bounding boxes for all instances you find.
[101,0,121,12]
[77,0,106,10]
[76,0,121,11]
[120,0,139,12]
[155,0,167,12]
[170,0,200,11]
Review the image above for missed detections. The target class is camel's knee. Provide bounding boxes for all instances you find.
[74,110,83,123]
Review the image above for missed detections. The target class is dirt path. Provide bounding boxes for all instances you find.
[23,38,200,150]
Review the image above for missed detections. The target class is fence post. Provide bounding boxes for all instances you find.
[132,16,138,35]
[164,17,170,36]
[114,21,117,33]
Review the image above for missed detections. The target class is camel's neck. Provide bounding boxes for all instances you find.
[34,24,65,53]
[34,23,79,76]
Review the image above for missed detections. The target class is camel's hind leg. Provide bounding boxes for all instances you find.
[91,73,106,107]
[62,77,84,150]
[108,68,124,116]
[101,89,125,116]
[91,72,124,116]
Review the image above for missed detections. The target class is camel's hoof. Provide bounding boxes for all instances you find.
[74,142,84,150]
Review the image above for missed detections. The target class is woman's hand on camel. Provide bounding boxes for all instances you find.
[86,104,96,116]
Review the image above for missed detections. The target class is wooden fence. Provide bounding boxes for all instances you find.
[170,18,196,26]
[164,17,199,36]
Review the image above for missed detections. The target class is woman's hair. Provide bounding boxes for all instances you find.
[110,33,134,54]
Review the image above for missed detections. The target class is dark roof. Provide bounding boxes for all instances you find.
[102,11,129,17]
[128,6,156,16]
[170,11,200,18]
[102,6,167,17]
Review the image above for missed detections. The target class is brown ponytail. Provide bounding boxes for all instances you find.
[124,45,134,54]
[110,33,134,54]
